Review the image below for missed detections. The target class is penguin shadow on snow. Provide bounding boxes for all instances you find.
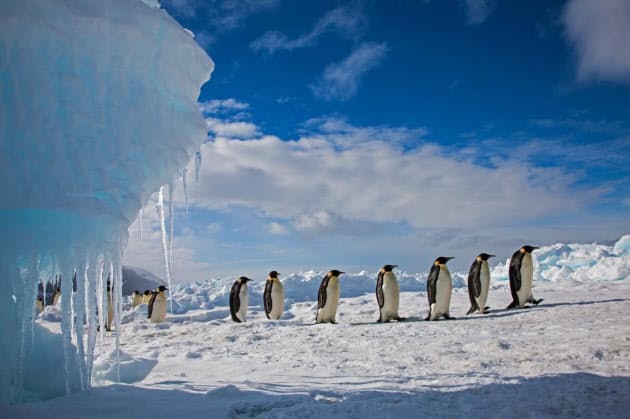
[535,298,630,309]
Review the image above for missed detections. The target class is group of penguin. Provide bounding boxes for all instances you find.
[131,286,169,323]
[228,245,543,324]
[35,245,542,327]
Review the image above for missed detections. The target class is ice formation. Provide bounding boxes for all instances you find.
[0,0,212,402]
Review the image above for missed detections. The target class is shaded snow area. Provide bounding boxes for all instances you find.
[3,237,630,418]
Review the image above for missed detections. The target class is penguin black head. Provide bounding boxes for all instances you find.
[37,296,43,301]
[268,271,280,279]
[157,285,168,292]
[329,269,345,277]
[133,290,140,295]
[434,256,454,265]
[520,245,540,254]
[55,287,61,293]
[381,264,397,272]
[143,290,152,296]
[239,276,253,283]
[477,253,495,262]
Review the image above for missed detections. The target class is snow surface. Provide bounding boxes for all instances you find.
[2,237,629,417]
[0,0,212,403]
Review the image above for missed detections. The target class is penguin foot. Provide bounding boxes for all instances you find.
[394,316,406,322]
[532,298,544,305]
[506,301,518,309]
[444,315,456,320]
[330,320,338,324]
[466,306,476,315]
[376,318,382,323]
[424,315,431,321]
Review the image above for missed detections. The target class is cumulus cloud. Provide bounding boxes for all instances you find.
[311,42,388,101]
[563,0,630,84]
[199,98,249,114]
[268,222,290,235]
[190,119,598,233]
[205,118,259,139]
[463,0,495,25]
[251,5,365,53]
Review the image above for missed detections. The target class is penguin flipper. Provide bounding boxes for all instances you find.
[229,282,241,320]
[317,274,330,309]
[427,266,439,306]
[506,300,518,309]
[147,292,157,319]
[376,272,385,309]
[263,280,273,318]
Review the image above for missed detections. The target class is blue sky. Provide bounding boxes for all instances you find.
[125,0,630,281]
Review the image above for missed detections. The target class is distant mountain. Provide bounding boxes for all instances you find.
[122,266,165,296]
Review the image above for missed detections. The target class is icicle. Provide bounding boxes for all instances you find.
[96,258,105,356]
[168,182,174,271]
[182,168,189,217]
[85,253,97,389]
[194,150,201,203]
[112,245,123,384]
[138,207,144,242]
[72,264,87,391]
[59,256,73,395]
[155,186,174,313]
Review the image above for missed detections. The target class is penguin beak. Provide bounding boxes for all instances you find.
[488,255,496,259]
[446,257,455,261]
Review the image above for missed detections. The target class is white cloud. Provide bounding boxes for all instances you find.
[190,119,598,232]
[251,6,365,54]
[311,42,388,101]
[563,0,630,84]
[199,98,249,114]
[464,0,495,25]
[268,222,290,235]
[205,118,259,139]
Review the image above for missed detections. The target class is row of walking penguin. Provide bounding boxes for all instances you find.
[226,245,543,324]
[40,245,542,327]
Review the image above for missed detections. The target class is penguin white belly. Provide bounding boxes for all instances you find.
[132,294,142,308]
[150,294,167,323]
[517,254,533,306]
[431,270,452,319]
[317,278,340,323]
[381,273,400,321]
[269,282,284,320]
[476,262,491,310]
[236,284,249,322]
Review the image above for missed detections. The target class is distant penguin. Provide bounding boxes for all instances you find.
[148,285,169,323]
[35,296,44,313]
[316,269,344,324]
[507,245,543,309]
[466,253,495,315]
[106,280,114,331]
[131,290,142,308]
[426,257,455,321]
[142,290,152,304]
[263,271,284,320]
[230,277,252,323]
[52,288,61,306]
[376,264,404,323]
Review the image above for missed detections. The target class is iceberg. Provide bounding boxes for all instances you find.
[0,0,213,402]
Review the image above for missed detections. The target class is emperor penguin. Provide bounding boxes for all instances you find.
[35,296,44,313]
[466,253,495,315]
[141,290,152,304]
[263,271,284,320]
[230,277,252,323]
[507,245,543,309]
[376,264,404,323]
[148,285,169,323]
[52,287,61,306]
[316,269,344,324]
[131,290,143,308]
[425,257,455,321]
[106,280,114,331]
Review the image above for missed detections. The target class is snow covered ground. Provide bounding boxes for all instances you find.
[2,238,630,418]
